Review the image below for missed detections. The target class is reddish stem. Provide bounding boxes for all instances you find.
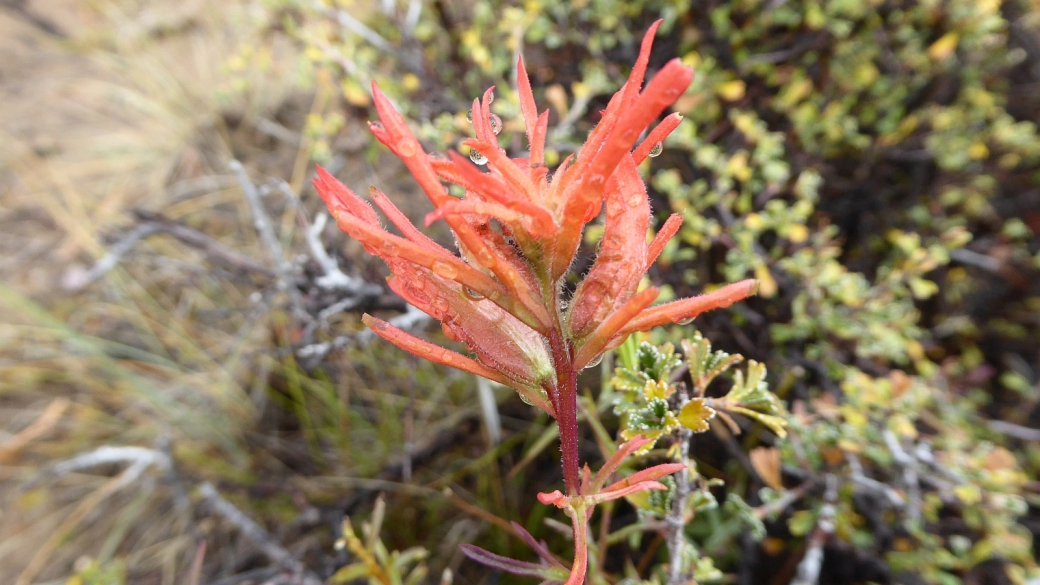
[549,328,581,495]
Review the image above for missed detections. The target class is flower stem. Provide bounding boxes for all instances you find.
[549,328,581,495]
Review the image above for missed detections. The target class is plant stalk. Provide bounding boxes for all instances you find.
[667,388,693,585]
[549,328,581,495]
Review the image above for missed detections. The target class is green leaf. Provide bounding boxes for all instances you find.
[724,493,766,540]
[682,332,744,392]
[329,563,372,584]
[678,398,717,433]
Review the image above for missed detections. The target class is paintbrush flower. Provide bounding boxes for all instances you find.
[314,19,760,585]
[314,21,756,415]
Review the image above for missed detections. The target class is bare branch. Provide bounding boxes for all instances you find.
[230,160,308,321]
[198,482,324,585]
[325,4,394,52]
[884,430,921,524]
[667,385,693,585]
[989,419,1040,441]
[54,445,172,480]
[306,212,380,295]
[790,474,837,585]
[63,211,278,291]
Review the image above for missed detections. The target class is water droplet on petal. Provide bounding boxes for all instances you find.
[432,297,451,315]
[441,322,459,342]
[431,260,459,279]
[489,113,503,135]
[397,140,417,157]
[648,142,663,158]
[463,287,485,300]
[677,316,695,325]
[627,194,644,208]
[475,247,494,264]
[429,151,447,160]
[488,91,495,104]
[465,109,474,123]
[470,150,488,165]
[585,354,604,369]
[370,121,385,132]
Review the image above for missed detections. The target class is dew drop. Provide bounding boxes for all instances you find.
[585,354,604,369]
[432,297,451,315]
[431,260,459,279]
[441,322,459,342]
[488,91,495,104]
[397,140,417,157]
[380,241,399,254]
[466,109,474,123]
[677,317,695,325]
[370,121,385,132]
[627,194,644,208]
[475,248,494,264]
[489,113,503,135]
[429,151,447,160]
[463,287,485,300]
[470,150,488,165]
[648,142,663,158]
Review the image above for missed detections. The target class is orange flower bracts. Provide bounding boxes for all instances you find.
[313,21,756,422]
[313,20,759,585]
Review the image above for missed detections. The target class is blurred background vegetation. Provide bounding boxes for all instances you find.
[1,0,1039,584]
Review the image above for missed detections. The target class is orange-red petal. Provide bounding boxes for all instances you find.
[646,213,683,269]
[363,314,511,384]
[567,155,650,340]
[632,112,684,165]
[572,286,659,370]
[313,166,380,227]
[617,279,760,337]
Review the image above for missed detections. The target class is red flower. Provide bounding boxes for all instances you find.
[314,20,756,410]
[314,20,760,584]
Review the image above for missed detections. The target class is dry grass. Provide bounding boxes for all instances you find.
[0,2,503,583]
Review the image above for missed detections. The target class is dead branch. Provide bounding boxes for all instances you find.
[63,211,276,291]
[305,211,380,296]
[988,419,1040,442]
[198,482,324,585]
[230,160,309,321]
[0,398,70,464]
[790,474,837,585]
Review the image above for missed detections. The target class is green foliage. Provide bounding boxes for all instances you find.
[331,497,429,585]
[67,558,127,585]
[224,0,1040,583]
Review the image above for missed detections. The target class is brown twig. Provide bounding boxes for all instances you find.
[198,482,323,585]
[0,398,69,464]
[62,211,276,291]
